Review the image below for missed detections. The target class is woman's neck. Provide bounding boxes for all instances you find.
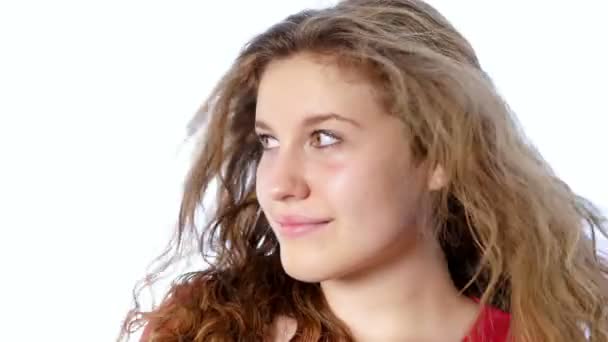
[320,234,479,341]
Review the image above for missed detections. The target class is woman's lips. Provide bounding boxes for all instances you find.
[274,215,332,238]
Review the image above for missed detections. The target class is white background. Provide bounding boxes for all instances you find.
[0,1,606,341]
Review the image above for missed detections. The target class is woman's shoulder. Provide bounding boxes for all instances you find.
[139,271,288,341]
[268,315,298,342]
[269,307,510,342]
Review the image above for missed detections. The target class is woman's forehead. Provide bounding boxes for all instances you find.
[255,54,387,124]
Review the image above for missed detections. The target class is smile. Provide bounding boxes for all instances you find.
[274,215,333,238]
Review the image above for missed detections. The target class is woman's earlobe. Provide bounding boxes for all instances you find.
[428,165,448,191]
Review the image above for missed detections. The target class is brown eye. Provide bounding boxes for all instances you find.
[257,133,279,150]
[310,130,341,148]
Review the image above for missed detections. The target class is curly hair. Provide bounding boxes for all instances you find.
[119,0,608,341]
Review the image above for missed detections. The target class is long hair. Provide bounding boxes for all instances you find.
[119,0,608,340]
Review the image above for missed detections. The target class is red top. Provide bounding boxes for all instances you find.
[464,304,511,342]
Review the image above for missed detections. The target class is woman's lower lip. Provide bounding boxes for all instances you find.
[278,221,330,238]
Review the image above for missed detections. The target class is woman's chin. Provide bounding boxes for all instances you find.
[283,268,333,283]
[279,253,338,283]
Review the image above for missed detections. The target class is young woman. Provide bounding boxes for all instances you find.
[120,0,608,341]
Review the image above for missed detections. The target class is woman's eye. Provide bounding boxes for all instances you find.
[257,134,279,150]
[310,130,341,148]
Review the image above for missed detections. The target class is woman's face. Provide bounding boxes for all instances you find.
[255,53,437,282]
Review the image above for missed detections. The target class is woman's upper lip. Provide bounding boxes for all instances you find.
[275,215,332,226]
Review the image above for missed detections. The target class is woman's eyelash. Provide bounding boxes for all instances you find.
[312,129,336,138]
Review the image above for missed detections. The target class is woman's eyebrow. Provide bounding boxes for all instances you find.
[255,112,362,131]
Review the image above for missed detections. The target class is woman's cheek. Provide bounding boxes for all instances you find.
[320,158,361,200]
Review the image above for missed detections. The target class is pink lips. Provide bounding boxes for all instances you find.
[275,215,332,238]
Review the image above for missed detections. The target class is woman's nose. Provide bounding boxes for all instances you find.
[268,151,310,202]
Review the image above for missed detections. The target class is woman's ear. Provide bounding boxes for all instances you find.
[427,164,448,191]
